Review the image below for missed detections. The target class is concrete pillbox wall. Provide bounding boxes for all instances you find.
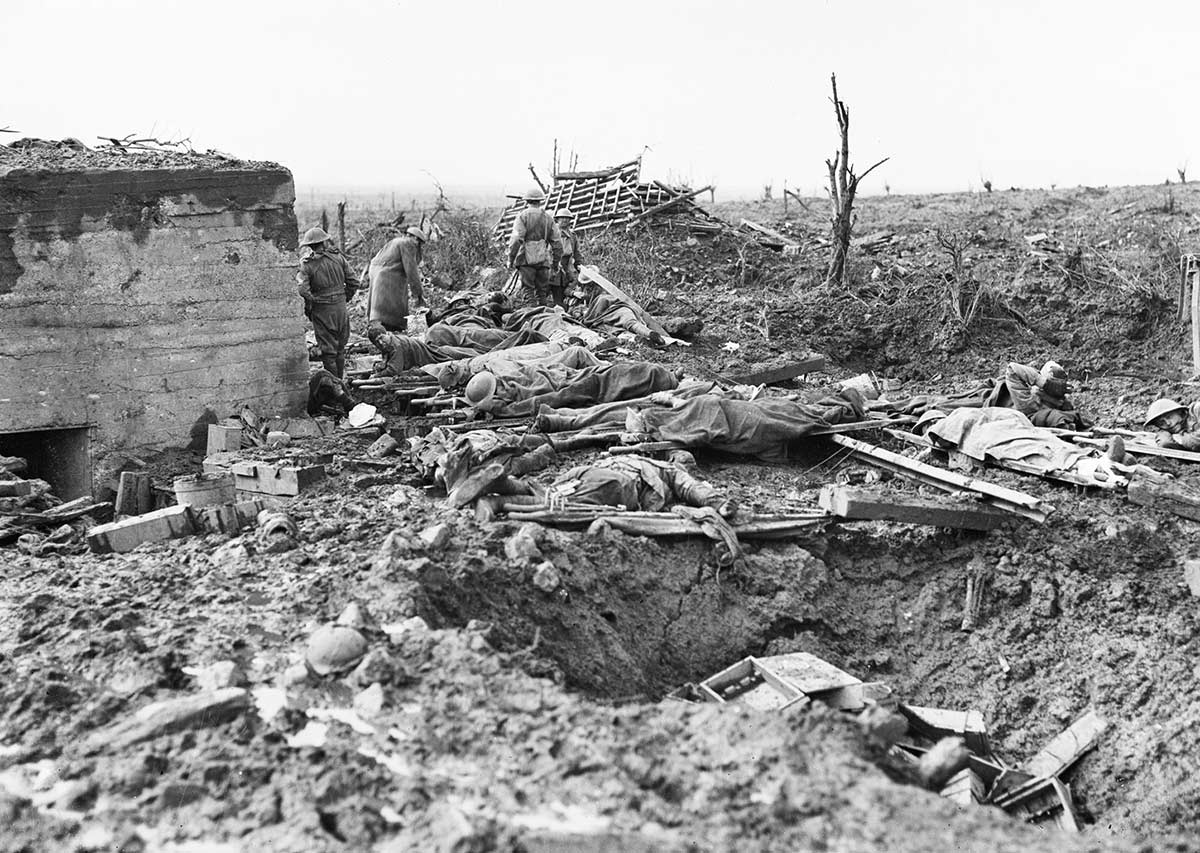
[0,156,309,495]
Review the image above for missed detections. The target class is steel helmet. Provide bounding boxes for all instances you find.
[1145,398,1187,427]
[914,409,948,434]
[465,372,497,406]
[524,187,546,202]
[1040,360,1067,381]
[552,209,573,220]
[406,225,429,242]
[300,226,330,246]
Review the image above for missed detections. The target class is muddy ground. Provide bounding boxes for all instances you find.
[4,183,1200,851]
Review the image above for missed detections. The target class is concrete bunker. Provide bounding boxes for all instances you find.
[0,427,92,500]
[0,140,310,496]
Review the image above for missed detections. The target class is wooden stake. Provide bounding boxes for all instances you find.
[337,200,346,252]
[1191,263,1200,375]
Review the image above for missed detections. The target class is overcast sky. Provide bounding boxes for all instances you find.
[4,0,1197,198]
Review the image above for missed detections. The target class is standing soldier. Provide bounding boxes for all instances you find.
[508,187,562,306]
[296,226,358,379]
[551,209,584,308]
[366,225,431,333]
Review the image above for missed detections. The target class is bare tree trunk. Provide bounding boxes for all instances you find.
[824,73,888,287]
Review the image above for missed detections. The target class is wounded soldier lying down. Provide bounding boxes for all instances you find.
[548,453,732,514]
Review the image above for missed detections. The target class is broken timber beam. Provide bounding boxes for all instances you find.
[1022,708,1107,780]
[1127,471,1200,521]
[625,185,714,226]
[730,356,826,385]
[818,485,1011,531]
[830,434,1048,522]
[739,219,800,249]
[88,505,197,553]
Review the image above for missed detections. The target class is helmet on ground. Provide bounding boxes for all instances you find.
[1145,398,1187,427]
[914,409,948,434]
[465,372,497,406]
[524,187,546,202]
[300,226,330,246]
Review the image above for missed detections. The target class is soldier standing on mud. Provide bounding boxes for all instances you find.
[508,187,563,306]
[296,226,359,379]
[551,209,584,308]
[366,225,430,333]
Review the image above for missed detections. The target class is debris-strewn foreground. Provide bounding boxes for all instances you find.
[6,178,1200,852]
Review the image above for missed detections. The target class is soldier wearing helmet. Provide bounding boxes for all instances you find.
[1145,398,1200,450]
[507,187,563,306]
[366,224,431,333]
[551,209,584,308]
[296,226,359,378]
[986,359,1087,429]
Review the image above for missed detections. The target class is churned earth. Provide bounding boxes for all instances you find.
[4,182,1200,851]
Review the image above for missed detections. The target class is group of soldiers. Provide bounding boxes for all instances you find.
[506,186,584,308]
[296,186,583,381]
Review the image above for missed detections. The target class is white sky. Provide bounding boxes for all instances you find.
[4,0,1198,198]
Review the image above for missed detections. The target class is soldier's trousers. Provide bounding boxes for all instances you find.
[519,265,552,306]
[311,299,350,378]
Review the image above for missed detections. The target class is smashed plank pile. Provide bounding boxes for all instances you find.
[681,651,1106,832]
[492,158,731,238]
[0,455,111,551]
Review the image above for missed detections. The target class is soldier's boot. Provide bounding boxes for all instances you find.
[549,285,566,308]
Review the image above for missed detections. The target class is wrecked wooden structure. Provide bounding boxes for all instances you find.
[494,158,725,237]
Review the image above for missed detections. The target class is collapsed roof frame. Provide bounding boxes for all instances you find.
[493,157,723,238]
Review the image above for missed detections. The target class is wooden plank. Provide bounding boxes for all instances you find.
[624,185,713,226]
[1023,708,1107,780]
[0,479,34,498]
[739,218,800,248]
[114,471,153,516]
[818,484,1011,531]
[4,497,112,525]
[87,505,197,554]
[830,434,1048,522]
[1127,471,1200,521]
[730,356,826,385]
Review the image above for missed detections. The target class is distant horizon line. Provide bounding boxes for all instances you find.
[293,179,1186,204]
